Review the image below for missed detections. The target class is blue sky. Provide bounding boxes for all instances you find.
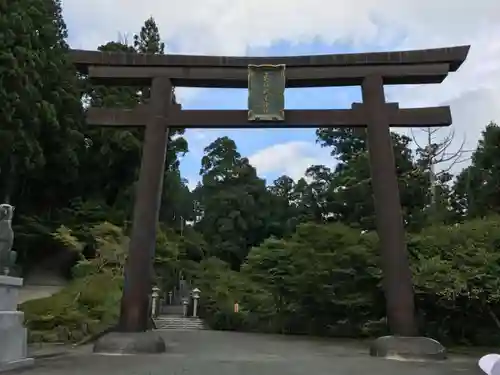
[178,41,363,187]
[61,0,500,189]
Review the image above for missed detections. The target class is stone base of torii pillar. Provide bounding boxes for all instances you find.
[0,275,34,373]
[370,336,446,361]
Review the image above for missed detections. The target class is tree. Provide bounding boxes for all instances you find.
[242,222,384,336]
[267,167,338,232]
[267,175,301,236]
[0,0,88,270]
[0,0,85,209]
[453,122,500,218]
[303,165,335,222]
[194,137,274,269]
[412,127,470,224]
[316,128,429,231]
[80,41,141,215]
[133,16,165,102]
[80,18,191,228]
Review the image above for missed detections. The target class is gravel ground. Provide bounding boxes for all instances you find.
[7,330,482,375]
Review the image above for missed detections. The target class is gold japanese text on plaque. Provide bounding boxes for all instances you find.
[248,64,286,121]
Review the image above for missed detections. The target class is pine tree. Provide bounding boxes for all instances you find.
[0,0,85,209]
[133,16,165,102]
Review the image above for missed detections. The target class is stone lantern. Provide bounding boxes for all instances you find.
[168,290,173,305]
[151,286,160,318]
[181,297,189,318]
[192,288,201,318]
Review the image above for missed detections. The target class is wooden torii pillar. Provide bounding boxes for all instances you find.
[73,45,469,338]
[117,76,172,332]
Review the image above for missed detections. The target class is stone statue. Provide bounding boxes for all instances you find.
[0,204,17,275]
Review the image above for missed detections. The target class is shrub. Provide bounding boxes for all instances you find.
[20,222,127,343]
[193,217,500,346]
[409,215,500,345]
[242,223,385,336]
[21,271,123,343]
[189,257,276,332]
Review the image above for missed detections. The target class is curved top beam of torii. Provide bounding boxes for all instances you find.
[70,45,469,70]
[69,45,470,88]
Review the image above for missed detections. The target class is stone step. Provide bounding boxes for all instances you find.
[154,316,207,330]
[155,317,205,326]
[160,305,184,315]
[155,323,206,330]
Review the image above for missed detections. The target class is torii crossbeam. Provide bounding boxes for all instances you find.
[70,46,469,342]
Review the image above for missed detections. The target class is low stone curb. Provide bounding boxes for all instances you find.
[32,350,69,360]
[28,344,79,360]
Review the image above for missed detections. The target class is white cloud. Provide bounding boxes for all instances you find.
[249,141,334,181]
[62,0,500,178]
[63,1,499,55]
[387,34,500,162]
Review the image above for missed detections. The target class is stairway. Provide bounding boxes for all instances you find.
[160,305,184,316]
[154,315,207,330]
[155,277,206,331]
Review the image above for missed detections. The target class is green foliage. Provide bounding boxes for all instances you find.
[52,225,84,254]
[315,129,430,231]
[194,137,276,269]
[76,18,190,228]
[190,257,276,332]
[191,224,384,336]
[20,223,127,343]
[79,41,142,212]
[241,224,384,336]
[409,216,500,344]
[195,217,500,346]
[0,0,85,209]
[21,272,123,343]
[453,122,500,219]
[154,225,208,291]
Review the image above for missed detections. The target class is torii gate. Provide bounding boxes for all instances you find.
[70,46,469,342]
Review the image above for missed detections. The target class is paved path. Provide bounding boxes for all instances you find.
[18,286,64,304]
[10,331,481,375]
[19,269,68,304]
